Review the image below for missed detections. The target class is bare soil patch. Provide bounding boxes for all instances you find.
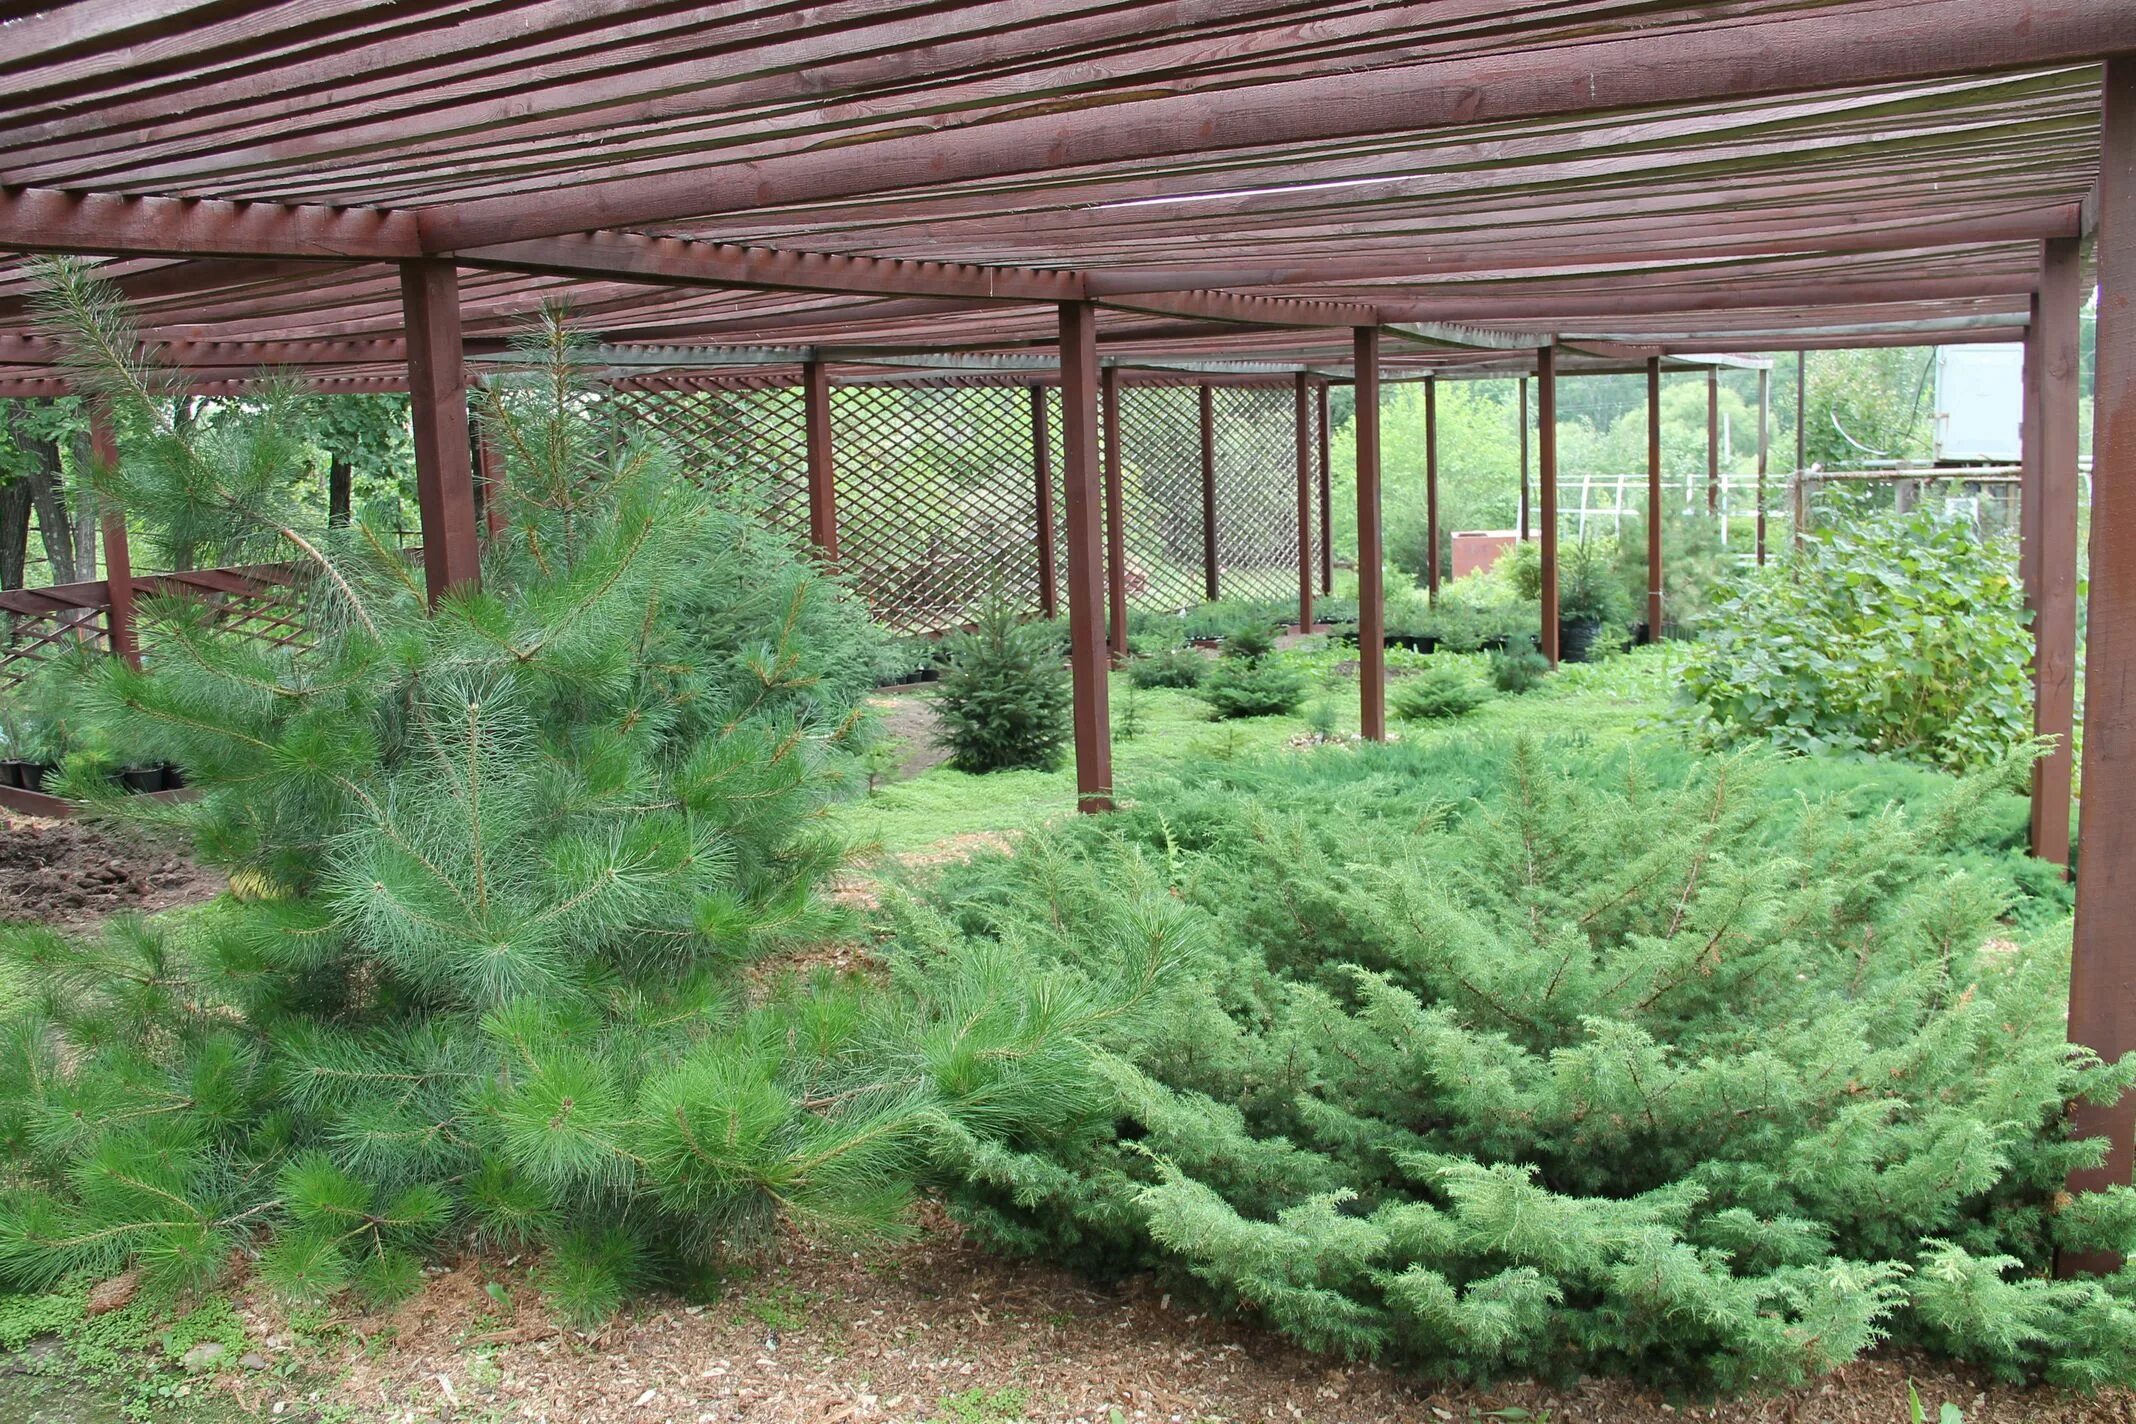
[228,1214,2130,1424]
[0,813,222,929]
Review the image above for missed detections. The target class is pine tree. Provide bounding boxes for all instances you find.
[932,587,1070,773]
[896,736,2136,1391]
[0,265,929,1323]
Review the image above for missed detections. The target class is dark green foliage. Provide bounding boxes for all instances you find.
[1127,645,1209,690]
[1559,537,1632,627]
[900,737,2136,1392]
[1391,661,1491,721]
[1487,641,1549,694]
[1197,632,1305,720]
[932,591,1071,773]
[1613,506,1733,636]
[0,270,933,1325]
[1682,493,2030,773]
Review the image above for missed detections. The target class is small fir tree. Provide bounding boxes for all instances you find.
[1197,629,1306,719]
[932,589,1071,773]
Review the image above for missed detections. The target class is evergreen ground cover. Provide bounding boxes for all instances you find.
[888,733,2124,1392]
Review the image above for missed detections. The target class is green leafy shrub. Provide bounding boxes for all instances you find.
[1391,660,1491,720]
[1127,644,1209,690]
[933,590,1071,773]
[1681,494,2030,773]
[901,738,2136,1392]
[1197,631,1305,719]
[1487,640,1549,694]
[0,271,936,1325]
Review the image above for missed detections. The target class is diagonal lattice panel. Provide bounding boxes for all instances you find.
[1114,383,1206,614]
[831,383,1049,634]
[1210,384,1304,606]
[603,383,811,540]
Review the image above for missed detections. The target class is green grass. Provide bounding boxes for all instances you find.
[835,640,1689,857]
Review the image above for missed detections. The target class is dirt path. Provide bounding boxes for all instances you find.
[228,1214,2128,1424]
[0,813,223,929]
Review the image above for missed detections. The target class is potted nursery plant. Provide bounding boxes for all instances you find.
[1557,539,1630,664]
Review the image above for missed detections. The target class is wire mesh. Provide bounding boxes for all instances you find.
[604,383,811,539]
[1210,384,1303,606]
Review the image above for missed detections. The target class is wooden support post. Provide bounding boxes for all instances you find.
[1355,327,1386,741]
[2032,237,2082,871]
[1424,375,1441,599]
[327,458,352,529]
[1058,303,1114,813]
[1706,366,1720,517]
[1756,366,1771,565]
[1294,372,1314,634]
[1031,383,1058,619]
[1100,364,1128,661]
[1317,381,1332,594]
[2022,306,2044,617]
[400,261,480,604]
[1538,345,1561,665]
[1518,377,1532,542]
[477,424,506,540]
[2065,56,2136,1266]
[1794,350,1809,548]
[1646,356,1663,643]
[802,358,839,560]
[1199,382,1219,601]
[88,408,138,669]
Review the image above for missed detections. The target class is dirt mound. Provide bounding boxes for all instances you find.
[0,814,223,928]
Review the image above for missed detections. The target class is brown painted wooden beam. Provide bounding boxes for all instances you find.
[1199,382,1219,602]
[1293,372,1313,634]
[0,186,419,259]
[1354,326,1385,742]
[1706,367,1721,515]
[1756,366,1771,564]
[1316,379,1332,595]
[2032,237,2082,870]
[1424,374,1440,599]
[416,1,2136,246]
[1100,363,1128,663]
[1519,377,1531,542]
[1058,301,1112,813]
[802,358,839,560]
[1793,350,1809,548]
[1031,383,1058,619]
[2065,55,2136,1270]
[400,260,480,603]
[1538,344,1560,666]
[87,407,137,668]
[1646,356,1663,644]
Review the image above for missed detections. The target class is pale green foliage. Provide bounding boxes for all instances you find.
[904,738,2136,1391]
[1682,492,2032,773]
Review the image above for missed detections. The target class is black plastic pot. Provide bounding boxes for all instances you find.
[1558,616,1604,664]
[0,761,21,790]
[121,766,166,793]
[161,763,187,789]
[1386,634,1438,654]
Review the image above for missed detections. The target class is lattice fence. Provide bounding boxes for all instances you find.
[604,382,811,540]
[0,565,308,691]
[1210,384,1306,607]
[1113,385,1206,614]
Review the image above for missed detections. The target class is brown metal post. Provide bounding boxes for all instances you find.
[1538,345,1561,665]
[802,358,839,561]
[1424,375,1440,599]
[400,261,480,604]
[2032,238,2082,871]
[2065,56,2136,1266]
[1755,366,1770,565]
[1316,381,1332,594]
[1794,350,1809,548]
[1294,372,1314,633]
[88,408,138,669]
[1646,356,1663,643]
[1706,366,1720,517]
[1058,303,1114,813]
[1031,383,1058,619]
[1100,364,1128,660]
[1199,381,1219,601]
[1354,327,1386,741]
[1518,376,1532,541]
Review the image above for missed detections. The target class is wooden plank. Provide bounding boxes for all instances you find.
[1355,325,1385,741]
[1058,301,1112,813]
[400,260,480,602]
[2032,237,2081,869]
[802,358,839,560]
[1538,344,1560,665]
[1646,355,1662,642]
[1031,383,1057,620]
[0,186,419,260]
[2065,56,2136,1271]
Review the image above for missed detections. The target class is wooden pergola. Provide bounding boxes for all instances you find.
[0,1,2128,1233]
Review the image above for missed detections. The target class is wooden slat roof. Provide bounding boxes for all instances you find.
[0,0,2120,388]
